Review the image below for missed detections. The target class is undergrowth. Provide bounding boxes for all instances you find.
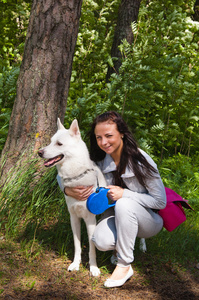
[0,153,198,267]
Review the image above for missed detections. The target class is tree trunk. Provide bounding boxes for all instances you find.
[1,0,82,180]
[106,0,141,81]
[193,0,199,21]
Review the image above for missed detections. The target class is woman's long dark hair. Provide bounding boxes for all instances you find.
[89,111,158,188]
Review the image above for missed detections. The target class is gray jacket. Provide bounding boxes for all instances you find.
[97,149,167,211]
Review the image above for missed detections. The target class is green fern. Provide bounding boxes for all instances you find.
[0,65,20,152]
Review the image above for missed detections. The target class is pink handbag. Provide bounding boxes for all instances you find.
[158,187,193,232]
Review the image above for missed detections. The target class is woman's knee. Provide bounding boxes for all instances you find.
[92,217,116,251]
[92,230,108,251]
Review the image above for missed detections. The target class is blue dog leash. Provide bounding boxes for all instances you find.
[87,187,116,215]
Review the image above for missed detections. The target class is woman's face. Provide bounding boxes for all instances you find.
[94,121,123,160]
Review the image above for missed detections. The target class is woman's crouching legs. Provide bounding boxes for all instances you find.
[115,197,163,267]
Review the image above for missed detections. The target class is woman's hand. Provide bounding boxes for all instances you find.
[107,185,124,201]
[64,185,94,201]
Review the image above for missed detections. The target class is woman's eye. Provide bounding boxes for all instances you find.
[57,142,63,146]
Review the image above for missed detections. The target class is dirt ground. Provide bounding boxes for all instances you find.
[0,237,199,300]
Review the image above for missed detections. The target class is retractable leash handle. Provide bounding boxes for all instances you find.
[87,187,116,215]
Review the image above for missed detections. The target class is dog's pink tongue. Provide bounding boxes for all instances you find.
[44,155,63,167]
[44,158,56,167]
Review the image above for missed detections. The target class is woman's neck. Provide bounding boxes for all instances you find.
[111,151,122,167]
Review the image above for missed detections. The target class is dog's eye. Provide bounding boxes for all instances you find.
[57,142,63,146]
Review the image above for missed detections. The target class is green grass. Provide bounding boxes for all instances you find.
[0,154,198,269]
[146,212,199,263]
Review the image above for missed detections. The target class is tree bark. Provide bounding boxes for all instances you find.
[193,0,199,21]
[106,0,141,81]
[1,0,82,180]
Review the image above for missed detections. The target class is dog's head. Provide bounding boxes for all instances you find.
[38,118,82,167]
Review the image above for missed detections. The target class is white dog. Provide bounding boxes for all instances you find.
[38,119,147,274]
[38,118,106,276]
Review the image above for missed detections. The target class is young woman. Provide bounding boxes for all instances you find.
[64,111,166,288]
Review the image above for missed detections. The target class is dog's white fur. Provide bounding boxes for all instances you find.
[39,119,106,276]
[39,118,147,275]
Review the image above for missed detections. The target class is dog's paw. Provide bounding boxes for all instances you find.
[90,266,100,277]
[68,262,80,272]
[139,238,147,252]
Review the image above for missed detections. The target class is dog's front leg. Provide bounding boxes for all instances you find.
[85,215,100,277]
[68,213,82,272]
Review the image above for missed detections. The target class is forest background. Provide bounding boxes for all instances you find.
[0,0,199,298]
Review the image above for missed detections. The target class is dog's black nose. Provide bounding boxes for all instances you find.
[38,149,44,157]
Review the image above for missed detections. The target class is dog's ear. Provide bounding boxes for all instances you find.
[57,118,65,130]
[69,119,80,137]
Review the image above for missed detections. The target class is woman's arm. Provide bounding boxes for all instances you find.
[123,176,166,210]
[64,185,94,201]
[57,175,93,201]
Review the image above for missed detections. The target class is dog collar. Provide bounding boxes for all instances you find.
[63,168,95,184]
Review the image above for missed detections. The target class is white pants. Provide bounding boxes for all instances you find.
[92,197,163,267]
